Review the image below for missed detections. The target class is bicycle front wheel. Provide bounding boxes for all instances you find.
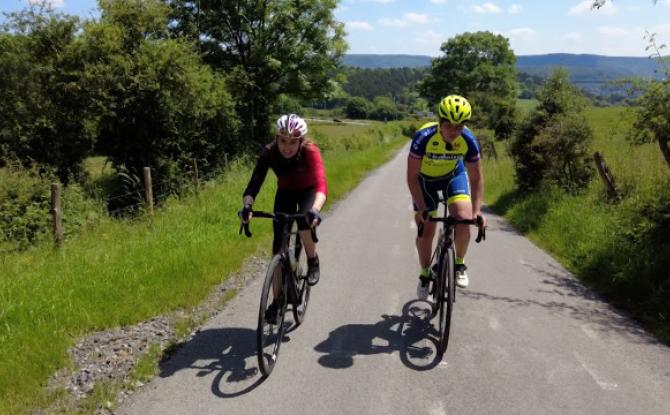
[257,255,288,377]
[437,246,456,356]
[289,228,311,325]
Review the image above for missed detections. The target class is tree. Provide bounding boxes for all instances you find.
[630,80,670,168]
[168,0,346,149]
[417,31,519,139]
[345,96,370,119]
[91,0,239,191]
[510,69,594,191]
[0,6,96,183]
[370,96,398,121]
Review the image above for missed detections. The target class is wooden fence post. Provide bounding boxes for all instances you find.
[593,152,619,200]
[143,167,154,215]
[50,183,63,248]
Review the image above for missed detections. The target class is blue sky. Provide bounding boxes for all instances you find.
[2,0,670,57]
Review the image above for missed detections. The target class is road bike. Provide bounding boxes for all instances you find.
[418,202,485,357]
[240,211,316,377]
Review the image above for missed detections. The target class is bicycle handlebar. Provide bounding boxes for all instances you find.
[417,216,486,243]
[238,210,319,243]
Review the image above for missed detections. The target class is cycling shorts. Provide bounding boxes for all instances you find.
[413,171,471,215]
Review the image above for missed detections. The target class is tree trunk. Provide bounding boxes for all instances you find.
[659,138,670,169]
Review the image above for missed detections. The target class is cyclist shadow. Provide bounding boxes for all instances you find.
[158,327,264,398]
[314,300,443,371]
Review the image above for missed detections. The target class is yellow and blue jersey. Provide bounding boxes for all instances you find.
[409,122,480,178]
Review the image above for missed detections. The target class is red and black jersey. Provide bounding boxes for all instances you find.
[243,141,328,199]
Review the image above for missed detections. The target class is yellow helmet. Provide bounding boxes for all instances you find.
[438,95,472,124]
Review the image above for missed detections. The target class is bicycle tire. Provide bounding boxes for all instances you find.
[438,246,456,356]
[430,231,445,319]
[257,255,288,377]
[291,232,311,325]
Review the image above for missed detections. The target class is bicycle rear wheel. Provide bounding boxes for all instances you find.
[437,246,456,356]
[257,255,288,377]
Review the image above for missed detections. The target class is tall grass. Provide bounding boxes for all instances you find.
[483,105,670,344]
[0,121,407,414]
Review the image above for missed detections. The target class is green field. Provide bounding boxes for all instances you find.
[0,121,408,414]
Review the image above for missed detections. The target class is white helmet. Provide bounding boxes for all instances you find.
[276,114,308,138]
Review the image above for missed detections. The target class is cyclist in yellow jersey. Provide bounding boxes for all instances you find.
[407,95,488,298]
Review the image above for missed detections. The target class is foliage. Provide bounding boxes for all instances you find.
[345,96,371,119]
[340,66,426,101]
[418,31,519,139]
[89,1,239,195]
[630,79,670,168]
[0,163,52,251]
[510,68,594,192]
[532,114,594,191]
[0,7,96,183]
[369,96,400,121]
[0,163,106,253]
[168,0,346,148]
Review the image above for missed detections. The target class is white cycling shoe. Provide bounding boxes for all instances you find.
[455,265,469,288]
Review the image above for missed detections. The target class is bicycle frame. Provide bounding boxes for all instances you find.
[241,211,317,304]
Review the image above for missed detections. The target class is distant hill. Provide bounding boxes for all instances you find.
[342,54,432,69]
[342,53,666,82]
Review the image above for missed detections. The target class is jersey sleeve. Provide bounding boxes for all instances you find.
[462,128,481,163]
[305,143,328,196]
[243,147,271,199]
[409,125,436,158]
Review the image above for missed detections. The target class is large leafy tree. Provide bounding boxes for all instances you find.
[418,31,519,139]
[0,7,96,183]
[168,0,346,148]
[90,0,239,190]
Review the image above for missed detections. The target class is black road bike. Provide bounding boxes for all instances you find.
[418,204,485,357]
[240,211,317,377]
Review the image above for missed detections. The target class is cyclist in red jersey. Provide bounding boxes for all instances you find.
[240,114,327,287]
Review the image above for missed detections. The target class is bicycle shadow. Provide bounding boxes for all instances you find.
[314,300,443,371]
[158,327,265,398]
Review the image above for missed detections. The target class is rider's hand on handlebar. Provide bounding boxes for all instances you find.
[415,209,430,225]
[475,213,488,229]
[239,204,253,224]
[307,208,322,228]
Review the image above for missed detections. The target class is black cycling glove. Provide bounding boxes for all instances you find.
[306,208,322,226]
[239,204,252,222]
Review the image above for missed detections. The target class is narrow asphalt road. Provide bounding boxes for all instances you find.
[118,144,670,415]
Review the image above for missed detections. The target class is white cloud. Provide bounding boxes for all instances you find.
[414,30,444,44]
[405,13,430,24]
[473,2,502,14]
[598,26,629,36]
[564,32,583,43]
[508,27,536,38]
[508,4,522,14]
[347,21,374,31]
[430,0,449,4]
[662,0,670,6]
[27,0,64,7]
[372,0,395,4]
[380,13,430,27]
[569,0,618,16]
